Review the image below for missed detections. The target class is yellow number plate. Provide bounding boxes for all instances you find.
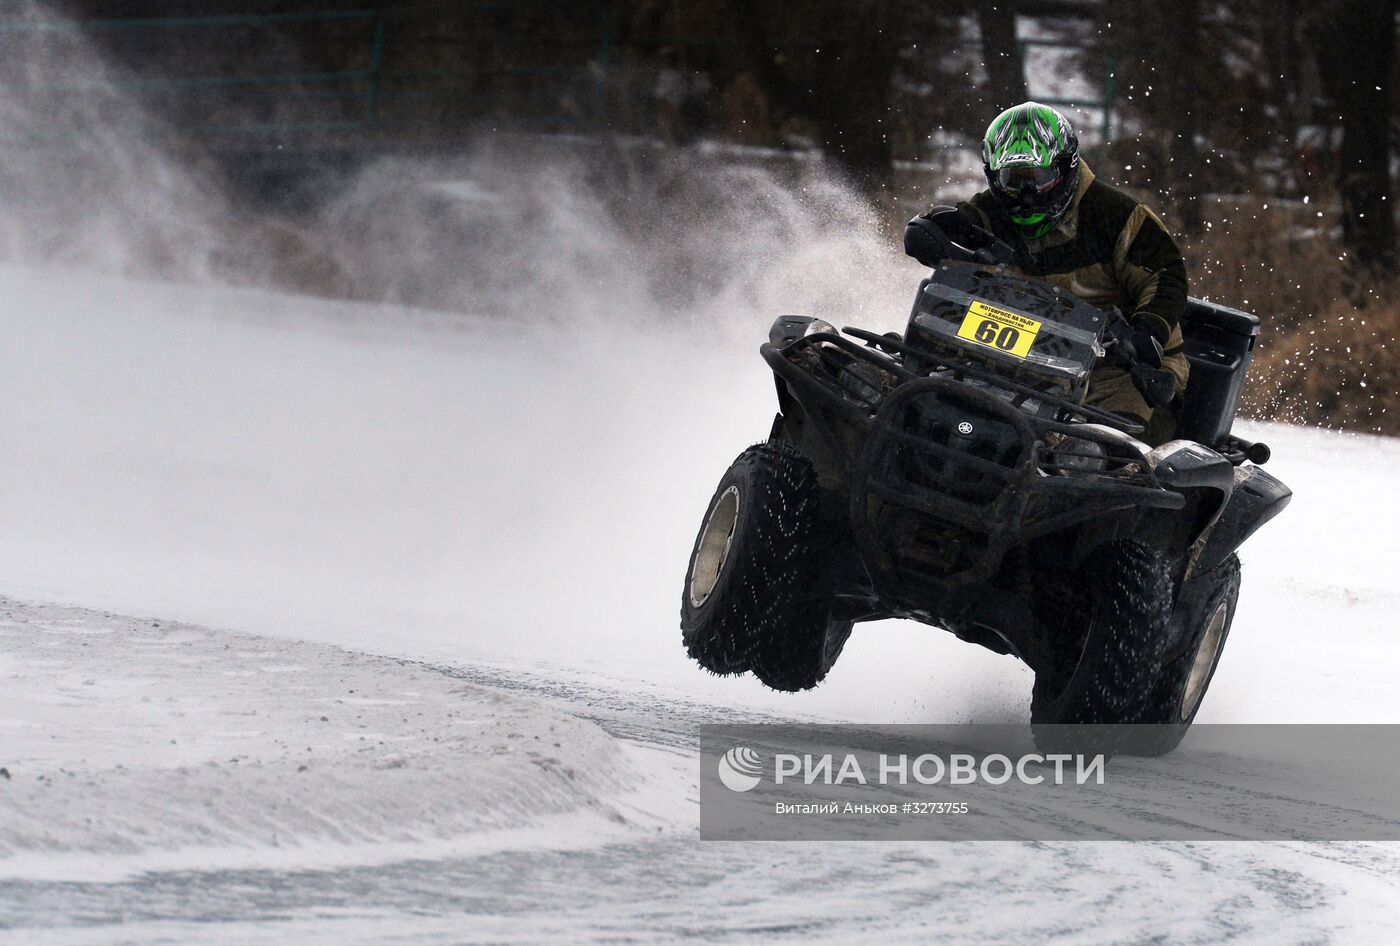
[955,301,1042,358]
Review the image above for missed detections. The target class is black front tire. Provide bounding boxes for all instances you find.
[1031,539,1173,732]
[680,441,843,689]
[1128,554,1242,756]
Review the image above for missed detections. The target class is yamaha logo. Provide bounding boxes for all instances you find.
[957,421,975,436]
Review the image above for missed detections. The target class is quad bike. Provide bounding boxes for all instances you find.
[680,214,1291,755]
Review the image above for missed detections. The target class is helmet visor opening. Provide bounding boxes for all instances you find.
[996,164,1061,196]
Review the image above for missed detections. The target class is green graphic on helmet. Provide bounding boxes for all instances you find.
[981,102,1080,239]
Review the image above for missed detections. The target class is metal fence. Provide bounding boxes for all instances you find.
[0,6,1111,162]
[0,9,396,140]
[0,3,616,155]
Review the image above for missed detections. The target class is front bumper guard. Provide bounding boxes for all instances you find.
[762,335,1185,606]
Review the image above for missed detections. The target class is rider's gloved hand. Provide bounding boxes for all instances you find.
[1107,312,1176,409]
[1123,314,1177,408]
[904,207,976,267]
[1125,314,1167,370]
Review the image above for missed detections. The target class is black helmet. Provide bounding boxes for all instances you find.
[981,101,1080,239]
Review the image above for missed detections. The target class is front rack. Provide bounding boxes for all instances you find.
[764,329,1166,491]
[839,327,1143,434]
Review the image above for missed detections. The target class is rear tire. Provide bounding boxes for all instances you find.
[680,441,842,688]
[751,617,852,693]
[1031,539,1173,739]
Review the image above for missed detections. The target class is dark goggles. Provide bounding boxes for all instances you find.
[995,164,1061,196]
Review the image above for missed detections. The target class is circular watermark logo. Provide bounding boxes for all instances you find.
[957,421,974,436]
[718,746,763,792]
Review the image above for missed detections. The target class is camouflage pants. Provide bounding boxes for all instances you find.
[1085,322,1191,445]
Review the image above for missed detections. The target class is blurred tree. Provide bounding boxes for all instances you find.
[1257,0,1312,189]
[607,0,969,186]
[722,0,903,187]
[1312,0,1396,273]
[1161,0,1202,233]
[1080,1,1276,236]
[976,0,1026,111]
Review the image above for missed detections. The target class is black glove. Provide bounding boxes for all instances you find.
[1107,313,1176,409]
[1124,315,1167,370]
[1129,316,1177,407]
[905,206,1018,266]
[1130,362,1178,409]
[904,208,968,267]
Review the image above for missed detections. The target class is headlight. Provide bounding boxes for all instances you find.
[1047,435,1107,474]
[769,316,839,346]
[838,360,885,408]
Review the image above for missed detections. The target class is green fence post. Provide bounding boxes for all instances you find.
[1102,55,1116,145]
[595,4,613,129]
[367,13,387,123]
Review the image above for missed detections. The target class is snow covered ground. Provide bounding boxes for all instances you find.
[0,599,648,884]
[0,265,1397,943]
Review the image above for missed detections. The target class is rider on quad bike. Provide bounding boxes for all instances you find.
[681,101,1291,756]
[906,102,1189,443]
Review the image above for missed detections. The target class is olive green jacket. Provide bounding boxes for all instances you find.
[958,162,1190,428]
[957,161,1188,348]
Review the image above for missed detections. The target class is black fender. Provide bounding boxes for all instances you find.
[1189,465,1292,577]
[1140,440,1236,558]
[767,316,826,442]
[1149,440,1236,494]
[767,317,813,441]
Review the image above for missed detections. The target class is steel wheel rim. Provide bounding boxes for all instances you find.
[689,485,740,608]
[1181,598,1229,720]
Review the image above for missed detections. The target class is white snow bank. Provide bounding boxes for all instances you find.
[0,598,639,880]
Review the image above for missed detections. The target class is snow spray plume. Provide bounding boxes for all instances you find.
[307,141,915,337]
[0,2,229,279]
[0,4,915,337]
